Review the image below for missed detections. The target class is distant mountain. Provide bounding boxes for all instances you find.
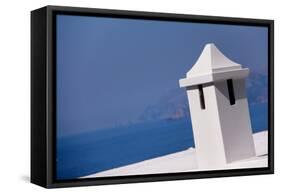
[246,72,268,105]
[138,72,268,123]
[138,88,190,122]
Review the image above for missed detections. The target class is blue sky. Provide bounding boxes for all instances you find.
[56,15,268,137]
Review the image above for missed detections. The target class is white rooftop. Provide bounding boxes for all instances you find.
[179,43,249,88]
[81,131,268,178]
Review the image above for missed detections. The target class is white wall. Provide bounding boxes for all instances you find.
[0,0,278,193]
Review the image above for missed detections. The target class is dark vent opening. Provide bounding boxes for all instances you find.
[198,85,206,109]
[227,79,235,105]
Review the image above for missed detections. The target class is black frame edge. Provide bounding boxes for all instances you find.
[268,20,274,174]
[31,6,48,188]
[45,5,273,25]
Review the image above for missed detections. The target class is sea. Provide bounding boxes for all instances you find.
[56,103,267,180]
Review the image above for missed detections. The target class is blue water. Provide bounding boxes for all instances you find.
[57,118,194,180]
[249,103,268,133]
[57,103,267,180]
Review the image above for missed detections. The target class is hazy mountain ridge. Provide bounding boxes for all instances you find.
[138,87,190,122]
[247,72,268,105]
[138,72,268,122]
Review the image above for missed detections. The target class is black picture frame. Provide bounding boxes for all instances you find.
[31,5,274,188]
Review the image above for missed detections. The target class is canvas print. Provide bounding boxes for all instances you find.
[56,14,268,180]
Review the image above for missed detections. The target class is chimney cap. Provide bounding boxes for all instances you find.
[179,43,249,88]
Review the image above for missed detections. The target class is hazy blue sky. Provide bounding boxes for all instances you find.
[56,15,268,137]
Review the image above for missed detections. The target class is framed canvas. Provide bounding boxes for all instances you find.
[31,5,274,188]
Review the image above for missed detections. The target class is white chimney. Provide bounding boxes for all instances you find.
[179,43,256,169]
